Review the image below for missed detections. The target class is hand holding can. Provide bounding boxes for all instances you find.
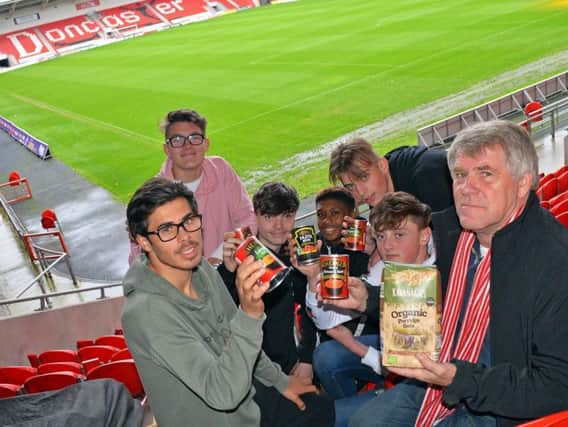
[235,236,290,293]
[344,218,367,251]
[320,254,349,299]
[292,225,319,265]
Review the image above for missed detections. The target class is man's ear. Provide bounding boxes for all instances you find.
[135,235,152,253]
[517,172,532,199]
[420,227,432,246]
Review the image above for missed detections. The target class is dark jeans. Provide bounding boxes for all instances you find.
[254,380,335,427]
[349,379,496,427]
[313,335,383,399]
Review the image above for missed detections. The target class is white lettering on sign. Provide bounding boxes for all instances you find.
[6,32,44,58]
[154,0,185,15]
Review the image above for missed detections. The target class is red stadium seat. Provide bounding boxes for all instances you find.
[539,173,556,187]
[27,353,39,368]
[38,361,84,375]
[0,366,37,385]
[0,383,20,398]
[556,171,568,195]
[23,372,83,394]
[78,345,119,363]
[110,348,133,362]
[540,200,551,210]
[517,409,568,426]
[95,335,127,349]
[536,178,558,201]
[76,339,95,349]
[553,165,568,178]
[114,328,124,336]
[550,199,568,217]
[549,191,568,208]
[556,212,568,228]
[38,349,79,365]
[87,360,144,398]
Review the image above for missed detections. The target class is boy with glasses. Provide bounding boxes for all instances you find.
[129,108,255,265]
[123,177,326,427]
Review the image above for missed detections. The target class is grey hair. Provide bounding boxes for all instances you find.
[447,120,539,189]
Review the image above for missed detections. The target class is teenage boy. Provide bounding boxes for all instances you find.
[218,182,316,379]
[129,109,255,264]
[294,192,435,427]
[218,182,334,426]
[329,137,453,212]
[122,178,327,427]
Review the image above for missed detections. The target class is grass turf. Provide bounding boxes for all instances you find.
[0,0,567,201]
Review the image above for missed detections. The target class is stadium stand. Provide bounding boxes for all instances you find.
[0,0,257,66]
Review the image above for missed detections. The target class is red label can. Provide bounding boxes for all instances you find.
[320,254,349,299]
[234,236,290,293]
[344,219,367,251]
[234,225,252,240]
[292,225,319,265]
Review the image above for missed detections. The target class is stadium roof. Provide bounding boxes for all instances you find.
[0,0,52,16]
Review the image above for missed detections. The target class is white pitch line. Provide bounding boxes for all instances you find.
[8,92,160,144]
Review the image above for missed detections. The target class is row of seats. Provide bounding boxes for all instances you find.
[537,165,568,227]
[0,331,142,400]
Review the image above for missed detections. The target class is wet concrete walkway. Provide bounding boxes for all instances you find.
[0,131,130,282]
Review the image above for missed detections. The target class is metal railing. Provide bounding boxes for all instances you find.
[417,71,568,147]
[0,282,123,311]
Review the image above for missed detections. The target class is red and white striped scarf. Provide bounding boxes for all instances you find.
[415,206,524,426]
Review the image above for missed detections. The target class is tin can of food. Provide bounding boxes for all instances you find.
[234,225,252,240]
[292,225,319,265]
[344,219,367,251]
[320,254,349,299]
[234,236,290,293]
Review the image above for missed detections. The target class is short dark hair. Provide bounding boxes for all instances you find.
[329,137,380,184]
[253,182,299,216]
[315,186,356,212]
[127,177,199,240]
[369,191,431,234]
[160,109,207,136]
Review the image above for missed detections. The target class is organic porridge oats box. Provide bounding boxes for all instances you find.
[380,261,442,368]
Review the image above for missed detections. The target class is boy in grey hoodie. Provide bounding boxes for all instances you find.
[122,178,333,427]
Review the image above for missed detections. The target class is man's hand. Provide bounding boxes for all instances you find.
[282,375,318,411]
[388,353,457,387]
[222,231,242,273]
[235,255,268,319]
[320,277,369,312]
[290,362,314,382]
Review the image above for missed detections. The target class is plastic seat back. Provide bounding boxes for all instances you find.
[517,409,568,426]
[38,361,84,375]
[110,348,133,362]
[537,178,558,201]
[95,335,127,349]
[550,199,568,217]
[78,345,119,363]
[0,383,20,398]
[23,372,83,394]
[87,359,144,398]
[38,349,79,365]
[549,191,568,208]
[556,211,568,228]
[0,366,37,386]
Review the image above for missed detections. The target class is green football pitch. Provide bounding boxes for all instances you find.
[0,0,567,201]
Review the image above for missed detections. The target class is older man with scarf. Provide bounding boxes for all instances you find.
[325,120,568,427]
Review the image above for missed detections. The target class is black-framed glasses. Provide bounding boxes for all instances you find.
[166,133,205,148]
[145,213,202,242]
